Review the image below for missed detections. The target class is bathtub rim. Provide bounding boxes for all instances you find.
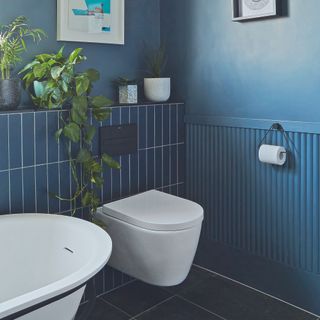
[0,213,112,319]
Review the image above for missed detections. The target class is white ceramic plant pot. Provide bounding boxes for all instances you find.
[144,78,171,102]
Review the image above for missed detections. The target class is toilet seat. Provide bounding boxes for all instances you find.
[101,190,203,231]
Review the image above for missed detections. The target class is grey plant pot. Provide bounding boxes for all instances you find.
[0,79,21,111]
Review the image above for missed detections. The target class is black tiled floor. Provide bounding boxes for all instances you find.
[135,296,222,320]
[78,266,318,320]
[101,280,172,317]
[75,298,129,320]
[180,271,317,320]
[163,266,212,295]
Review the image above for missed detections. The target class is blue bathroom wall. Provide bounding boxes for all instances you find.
[161,0,320,122]
[0,103,186,296]
[160,0,320,315]
[0,0,160,104]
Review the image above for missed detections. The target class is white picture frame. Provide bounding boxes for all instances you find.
[232,0,279,22]
[57,0,125,45]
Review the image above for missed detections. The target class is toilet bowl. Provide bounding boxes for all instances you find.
[95,190,204,286]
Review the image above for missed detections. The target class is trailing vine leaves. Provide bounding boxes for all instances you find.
[20,47,120,215]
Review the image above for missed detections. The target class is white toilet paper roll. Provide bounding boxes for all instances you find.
[258,144,287,166]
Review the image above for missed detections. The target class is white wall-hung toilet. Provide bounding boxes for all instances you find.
[95,190,204,286]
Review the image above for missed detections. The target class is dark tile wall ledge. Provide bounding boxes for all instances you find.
[0,102,185,297]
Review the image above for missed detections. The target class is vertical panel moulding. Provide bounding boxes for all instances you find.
[260,129,267,257]
[318,134,320,273]
[270,132,277,261]
[204,125,209,237]
[245,128,251,251]
[312,134,319,273]
[199,125,205,235]
[306,133,313,272]
[206,125,211,238]
[240,128,246,250]
[300,133,306,270]
[278,132,284,263]
[293,132,300,269]
[217,125,222,242]
[212,126,218,241]
[225,126,231,245]
[231,127,236,246]
[287,131,294,267]
[252,129,258,254]
[209,125,214,239]
[186,125,190,197]
[235,127,241,247]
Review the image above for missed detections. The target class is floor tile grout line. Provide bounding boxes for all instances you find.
[128,295,175,319]
[99,297,133,318]
[176,294,228,320]
[193,264,320,318]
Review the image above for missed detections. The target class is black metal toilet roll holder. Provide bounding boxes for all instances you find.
[258,122,297,155]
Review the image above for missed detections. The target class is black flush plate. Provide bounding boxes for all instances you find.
[100,124,138,156]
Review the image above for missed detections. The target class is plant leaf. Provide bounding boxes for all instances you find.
[69,48,83,64]
[63,122,81,143]
[76,149,92,163]
[33,81,47,98]
[51,66,64,80]
[102,154,121,169]
[84,125,96,144]
[76,76,90,96]
[91,95,113,108]
[71,96,88,125]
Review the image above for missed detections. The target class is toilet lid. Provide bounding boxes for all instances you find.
[102,190,204,231]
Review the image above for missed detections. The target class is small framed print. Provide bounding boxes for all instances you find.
[57,0,125,45]
[232,0,279,21]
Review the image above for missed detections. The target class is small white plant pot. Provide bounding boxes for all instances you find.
[144,78,171,102]
[119,85,138,104]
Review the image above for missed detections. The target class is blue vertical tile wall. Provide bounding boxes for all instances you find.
[0,102,185,297]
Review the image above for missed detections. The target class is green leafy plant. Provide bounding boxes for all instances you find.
[0,16,45,80]
[113,76,137,86]
[145,44,167,78]
[20,47,120,215]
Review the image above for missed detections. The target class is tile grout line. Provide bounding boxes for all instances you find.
[100,298,133,318]
[0,142,185,174]
[7,115,11,213]
[193,264,320,318]
[176,294,228,320]
[128,295,175,319]
[20,114,25,213]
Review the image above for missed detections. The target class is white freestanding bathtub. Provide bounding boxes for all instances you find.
[0,214,112,320]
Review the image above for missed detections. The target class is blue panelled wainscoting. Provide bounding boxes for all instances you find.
[0,103,185,297]
[186,116,320,315]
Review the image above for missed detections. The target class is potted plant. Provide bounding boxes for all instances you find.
[0,16,45,110]
[113,77,138,104]
[144,45,170,103]
[20,47,120,216]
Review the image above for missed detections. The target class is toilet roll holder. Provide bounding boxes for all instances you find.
[258,122,297,154]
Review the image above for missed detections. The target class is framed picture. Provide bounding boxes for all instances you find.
[232,0,279,21]
[57,0,125,45]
